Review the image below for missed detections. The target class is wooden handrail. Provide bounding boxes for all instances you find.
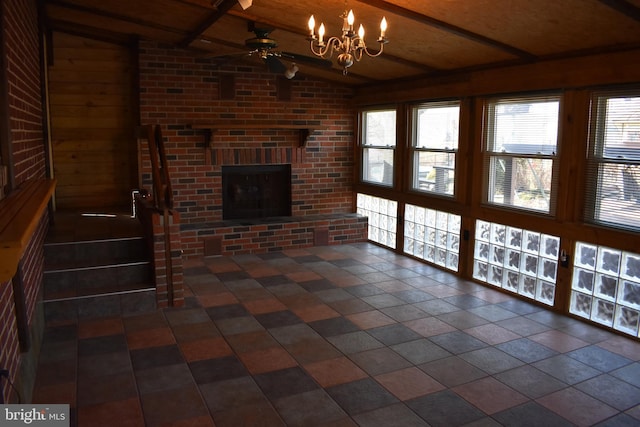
[0,178,56,282]
[135,125,176,306]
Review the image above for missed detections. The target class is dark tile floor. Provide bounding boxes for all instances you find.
[33,242,640,426]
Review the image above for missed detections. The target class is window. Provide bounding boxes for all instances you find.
[356,193,397,249]
[473,220,558,306]
[586,93,640,231]
[404,204,460,272]
[570,242,640,337]
[361,109,396,186]
[484,96,560,213]
[411,101,460,196]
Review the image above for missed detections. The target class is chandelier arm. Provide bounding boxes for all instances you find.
[309,36,344,58]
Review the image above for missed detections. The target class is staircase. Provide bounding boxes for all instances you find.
[42,211,156,325]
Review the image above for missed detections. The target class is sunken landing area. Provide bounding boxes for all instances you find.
[31,243,640,426]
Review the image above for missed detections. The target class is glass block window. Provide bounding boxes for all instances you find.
[570,243,640,337]
[361,109,396,187]
[410,101,460,196]
[473,220,559,305]
[403,204,461,272]
[483,95,560,214]
[356,193,397,249]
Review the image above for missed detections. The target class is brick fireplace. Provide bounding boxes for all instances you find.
[138,41,367,257]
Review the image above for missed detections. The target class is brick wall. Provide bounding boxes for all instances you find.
[138,41,359,257]
[1,0,47,403]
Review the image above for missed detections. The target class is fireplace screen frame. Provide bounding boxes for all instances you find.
[222,164,292,220]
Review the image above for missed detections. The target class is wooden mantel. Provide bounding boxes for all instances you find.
[0,178,56,282]
[190,122,319,147]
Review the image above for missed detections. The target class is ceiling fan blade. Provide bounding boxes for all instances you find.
[265,55,287,74]
[280,52,333,68]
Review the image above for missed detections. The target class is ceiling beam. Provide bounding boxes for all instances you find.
[598,0,640,23]
[46,0,187,36]
[356,0,537,61]
[178,0,238,47]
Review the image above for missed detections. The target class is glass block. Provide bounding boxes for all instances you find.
[369,226,379,242]
[370,196,379,212]
[415,224,425,241]
[379,198,388,215]
[370,212,379,227]
[388,200,398,216]
[519,275,536,299]
[621,252,640,281]
[491,223,506,245]
[405,221,414,237]
[575,242,597,269]
[523,230,540,254]
[473,260,488,281]
[506,226,523,249]
[362,194,371,210]
[405,203,415,222]
[388,216,397,231]
[538,258,557,282]
[614,305,640,336]
[475,242,489,261]
[424,245,436,263]
[379,214,388,231]
[504,271,519,292]
[426,209,436,227]
[597,247,621,275]
[476,220,490,242]
[570,291,592,319]
[436,211,448,230]
[490,245,505,266]
[536,280,555,305]
[404,237,414,255]
[594,274,617,301]
[618,280,640,310]
[415,242,425,258]
[356,193,365,208]
[448,214,461,233]
[489,265,503,287]
[388,232,397,248]
[415,206,425,224]
[436,230,448,248]
[591,298,615,327]
[436,248,447,267]
[541,234,560,259]
[379,229,388,246]
[447,252,459,271]
[572,268,595,293]
[426,227,436,244]
[521,253,538,276]
[505,249,521,271]
[447,234,460,251]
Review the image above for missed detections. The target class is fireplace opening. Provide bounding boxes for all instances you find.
[222,164,292,220]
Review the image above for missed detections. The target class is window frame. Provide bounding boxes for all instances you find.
[409,100,461,197]
[359,108,397,188]
[584,90,640,232]
[482,94,562,215]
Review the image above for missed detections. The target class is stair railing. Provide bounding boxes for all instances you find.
[136,124,176,306]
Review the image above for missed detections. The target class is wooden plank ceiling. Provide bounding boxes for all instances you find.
[44,0,640,86]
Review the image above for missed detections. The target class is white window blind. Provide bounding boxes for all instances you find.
[585,93,640,231]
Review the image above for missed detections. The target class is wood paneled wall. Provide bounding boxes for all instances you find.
[48,32,136,209]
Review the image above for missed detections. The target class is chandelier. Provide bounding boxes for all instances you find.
[307,8,388,75]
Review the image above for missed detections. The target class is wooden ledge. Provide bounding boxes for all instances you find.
[0,178,56,282]
[190,123,319,147]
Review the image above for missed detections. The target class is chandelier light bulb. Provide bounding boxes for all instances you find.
[358,24,365,39]
[380,17,387,38]
[308,15,315,36]
[347,10,354,27]
[318,23,325,43]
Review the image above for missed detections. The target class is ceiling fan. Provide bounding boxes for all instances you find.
[211,22,333,78]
